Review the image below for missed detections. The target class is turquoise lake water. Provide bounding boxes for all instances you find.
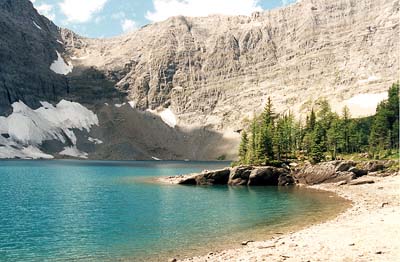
[0,160,348,261]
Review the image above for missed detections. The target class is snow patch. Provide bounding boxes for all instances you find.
[159,108,177,128]
[59,146,88,159]
[0,100,98,159]
[128,101,136,109]
[88,137,103,144]
[57,40,63,45]
[337,92,388,117]
[21,146,53,159]
[152,156,161,161]
[50,51,73,75]
[32,21,42,30]
[0,145,53,159]
[115,103,126,108]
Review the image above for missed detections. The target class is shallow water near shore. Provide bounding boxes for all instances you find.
[0,160,349,261]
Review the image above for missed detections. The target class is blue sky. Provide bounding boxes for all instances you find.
[30,0,297,38]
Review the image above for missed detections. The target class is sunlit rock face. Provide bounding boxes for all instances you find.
[62,0,399,129]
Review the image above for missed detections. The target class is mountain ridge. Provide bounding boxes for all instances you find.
[0,0,398,160]
[61,0,399,130]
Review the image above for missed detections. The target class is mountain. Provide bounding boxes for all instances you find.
[63,0,399,129]
[0,0,398,160]
[0,0,70,113]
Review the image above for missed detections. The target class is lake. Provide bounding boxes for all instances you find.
[0,160,349,261]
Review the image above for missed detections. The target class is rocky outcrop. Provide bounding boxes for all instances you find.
[228,166,254,185]
[247,167,289,186]
[195,168,231,185]
[293,160,397,185]
[171,160,396,186]
[294,161,357,185]
[178,166,294,186]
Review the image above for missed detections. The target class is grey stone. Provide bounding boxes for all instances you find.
[228,166,253,185]
[348,166,368,177]
[335,161,355,172]
[247,167,288,186]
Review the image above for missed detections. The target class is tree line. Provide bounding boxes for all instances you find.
[237,83,399,165]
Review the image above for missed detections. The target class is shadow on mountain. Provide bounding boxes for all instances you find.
[77,103,239,161]
[65,66,127,107]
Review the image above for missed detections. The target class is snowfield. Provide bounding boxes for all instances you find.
[59,146,88,159]
[159,108,177,128]
[50,51,73,75]
[0,100,98,159]
[340,92,388,117]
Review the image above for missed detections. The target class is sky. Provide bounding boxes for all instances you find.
[30,0,298,38]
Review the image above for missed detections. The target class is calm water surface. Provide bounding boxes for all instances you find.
[0,160,349,261]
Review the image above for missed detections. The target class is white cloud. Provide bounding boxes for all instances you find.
[146,0,263,22]
[59,0,108,23]
[121,19,137,32]
[36,4,56,21]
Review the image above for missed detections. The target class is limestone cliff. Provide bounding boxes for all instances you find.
[62,0,399,131]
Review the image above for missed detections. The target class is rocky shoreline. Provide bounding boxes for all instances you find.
[159,160,399,261]
[159,160,397,186]
[176,174,400,262]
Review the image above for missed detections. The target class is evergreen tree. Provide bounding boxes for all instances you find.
[234,82,398,165]
[342,106,351,153]
[306,108,316,131]
[238,130,249,164]
[327,115,342,160]
[387,83,399,148]
[262,97,276,125]
[369,102,390,157]
[309,123,325,163]
[248,115,258,164]
[258,97,276,161]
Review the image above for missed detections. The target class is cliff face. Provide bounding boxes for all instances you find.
[0,0,398,160]
[0,0,69,114]
[63,0,399,130]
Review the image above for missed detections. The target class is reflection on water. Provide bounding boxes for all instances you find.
[0,160,349,262]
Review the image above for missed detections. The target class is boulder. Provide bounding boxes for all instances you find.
[178,175,197,185]
[335,161,356,172]
[278,174,295,186]
[348,166,368,177]
[228,166,253,185]
[247,167,289,186]
[294,161,336,185]
[194,168,231,185]
[330,171,357,183]
[294,161,357,185]
[360,161,385,172]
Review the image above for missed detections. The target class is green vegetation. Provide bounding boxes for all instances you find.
[216,154,227,161]
[236,83,399,165]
